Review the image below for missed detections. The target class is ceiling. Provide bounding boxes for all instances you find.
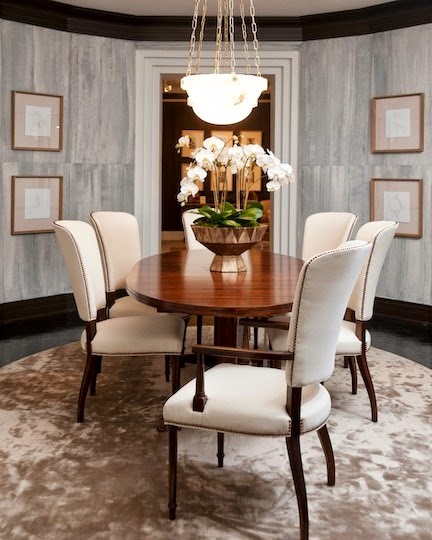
[52,0,394,17]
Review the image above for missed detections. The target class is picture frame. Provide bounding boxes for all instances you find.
[12,91,63,151]
[239,130,263,191]
[370,178,422,238]
[11,176,63,234]
[211,130,234,146]
[371,93,424,153]
[180,129,204,157]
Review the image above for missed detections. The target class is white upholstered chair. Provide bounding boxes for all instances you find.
[181,209,210,344]
[268,221,398,422]
[301,211,357,261]
[54,220,185,423]
[241,211,358,349]
[163,241,371,539]
[90,211,189,381]
[181,209,211,251]
[89,211,157,317]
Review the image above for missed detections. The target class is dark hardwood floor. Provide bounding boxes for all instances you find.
[0,313,430,370]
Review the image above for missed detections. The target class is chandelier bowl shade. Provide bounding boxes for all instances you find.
[183,0,267,125]
[181,73,268,125]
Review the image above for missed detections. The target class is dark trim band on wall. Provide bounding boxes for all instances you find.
[0,294,430,329]
[0,0,431,42]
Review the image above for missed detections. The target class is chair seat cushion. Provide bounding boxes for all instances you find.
[81,315,185,356]
[335,320,371,355]
[109,296,190,322]
[109,296,157,318]
[267,314,291,351]
[163,363,331,436]
[268,317,371,357]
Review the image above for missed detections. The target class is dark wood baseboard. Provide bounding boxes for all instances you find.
[0,293,430,330]
[0,293,78,328]
[374,297,431,327]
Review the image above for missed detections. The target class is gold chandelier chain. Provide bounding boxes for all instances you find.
[223,0,230,72]
[196,0,207,73]
[228,0,236,73]
[187,0,262,78]
[215,0,223,73]
[249,0,261,76]
[239,0,251,75]
[186,0,202,77]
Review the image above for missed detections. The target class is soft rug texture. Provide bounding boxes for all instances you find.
[0,327,431,539]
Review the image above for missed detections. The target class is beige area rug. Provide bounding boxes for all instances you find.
[0,327,431,540]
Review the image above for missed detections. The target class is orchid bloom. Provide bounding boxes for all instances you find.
[194,149,216,171]
[203,136,225,153]
[176,134,294,209]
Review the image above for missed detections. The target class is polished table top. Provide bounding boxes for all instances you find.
[126,249,303,319]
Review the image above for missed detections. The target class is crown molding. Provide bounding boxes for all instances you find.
[0,0,431,41]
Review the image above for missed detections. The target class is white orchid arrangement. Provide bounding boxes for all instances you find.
[176,134,294,227]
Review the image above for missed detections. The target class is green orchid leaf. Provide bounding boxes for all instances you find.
[221,219,241,227]
[239,207,263,221]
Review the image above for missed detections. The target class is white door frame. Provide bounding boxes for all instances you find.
[135,45,300,256]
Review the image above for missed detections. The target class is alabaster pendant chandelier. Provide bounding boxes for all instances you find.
[181,0,268,125]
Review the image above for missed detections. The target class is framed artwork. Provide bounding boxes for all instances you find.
[12,91,63,151]
[239,130,262,146]
[371,93,424,153]
[11,176,63,234]
[370,178,422,238]
[239,130,263,191]
[211,130,234,146]
[210,168,233,192]
[180,129,204,157]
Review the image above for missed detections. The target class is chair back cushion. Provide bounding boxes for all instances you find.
[54,220,107,322]
[181,209,210,251]
[348,221,398,321]
[286,241,371,387]
[90,211,142,292]
[301,212,357,261]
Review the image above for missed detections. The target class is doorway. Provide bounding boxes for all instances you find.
[161,76,273,238]
[135,46,300,257]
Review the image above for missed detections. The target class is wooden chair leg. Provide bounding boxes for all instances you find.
[77,353,96,423]
[171,356,181,394]
[317,425,335,486]
[217,432,225,468]
[168,426,178,520]
[356,353,378,422]
[165,355,171,382]
[242,325,250,349]
[90,355,102,396]
[286,435,309,540]
[197,315,203,345]
[346,355,358,394]
[253,326,259,349]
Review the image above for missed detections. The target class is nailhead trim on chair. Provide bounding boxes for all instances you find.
[163,416,329,437]
[55,223,94,322]
[289,244,362,384]
[358,223,396,322]
[79,347,182,356]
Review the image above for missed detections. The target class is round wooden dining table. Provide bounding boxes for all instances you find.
[126,249,303,348]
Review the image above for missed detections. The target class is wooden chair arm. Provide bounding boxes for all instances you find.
[192,344,293,363]
[238,317,290,331]
[191,345,293,413]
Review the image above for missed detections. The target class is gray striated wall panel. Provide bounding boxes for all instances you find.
[300,25,431,305]
[0,20,135,303]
